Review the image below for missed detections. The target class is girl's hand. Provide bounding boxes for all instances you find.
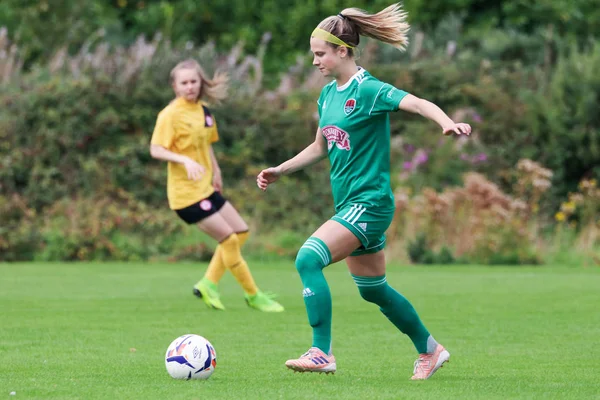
[213,169,223,192]
[443,122,471,136]
[183,158,205,181]
[256,167,283,191]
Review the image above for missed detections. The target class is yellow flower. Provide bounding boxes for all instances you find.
[555,211,566,222]
[579,179,597,191]
[561,201,576,213]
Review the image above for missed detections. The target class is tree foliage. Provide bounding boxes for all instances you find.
[1,0,597,78]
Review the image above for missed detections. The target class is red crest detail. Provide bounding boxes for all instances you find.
[344,98,356,115]
[200,199,212,211]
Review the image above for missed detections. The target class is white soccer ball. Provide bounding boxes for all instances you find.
[165,334,217,380]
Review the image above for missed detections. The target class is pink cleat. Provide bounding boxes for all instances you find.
[411,344,450,380]
[285,347,336,374]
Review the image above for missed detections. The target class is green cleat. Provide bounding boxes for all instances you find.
[245,291,285,313]
[193,278,226,310]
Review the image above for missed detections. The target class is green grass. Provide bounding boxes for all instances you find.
[1,261,599,399]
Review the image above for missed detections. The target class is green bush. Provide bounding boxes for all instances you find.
[407,233,456,265]
[1,28,598,262]
[0,195,40,261]
[524,43,600,205]
[33,193,213,262]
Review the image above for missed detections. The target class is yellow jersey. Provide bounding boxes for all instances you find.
[151,97,219,210]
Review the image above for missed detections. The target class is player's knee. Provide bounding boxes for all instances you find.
[295,237,331,276]
[236,231,250,246]
[356,283,388,306]
[219,233,241,259]
[357,285,378,303]
[221,232,240,247]
[295,248,320,276]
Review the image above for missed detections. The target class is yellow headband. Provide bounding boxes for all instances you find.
[311,28,355,49]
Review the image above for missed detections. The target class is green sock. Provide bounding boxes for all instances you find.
[352,274,432,353]
[295,237,332,354]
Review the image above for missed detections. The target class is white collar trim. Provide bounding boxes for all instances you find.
[336,67,364,91]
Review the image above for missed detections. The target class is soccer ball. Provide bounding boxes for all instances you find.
[165,334,217,380]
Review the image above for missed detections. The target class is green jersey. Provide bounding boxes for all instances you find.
[317,68,409,212]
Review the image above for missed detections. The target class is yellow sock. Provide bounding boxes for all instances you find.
[204,231,249,284]
[204,246,225,284]
[216,233,258,295]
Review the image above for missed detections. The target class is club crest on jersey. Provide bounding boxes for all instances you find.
[322,125,351,151]
[344,98,356,115]
[202,105,214,127]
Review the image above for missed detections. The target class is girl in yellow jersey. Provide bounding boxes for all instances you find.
[150,59,283,312]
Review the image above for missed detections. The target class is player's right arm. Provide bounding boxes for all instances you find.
[398,94,471,136]
[149,144,205,181]
[256,128,327,191]
[149,108,205,181]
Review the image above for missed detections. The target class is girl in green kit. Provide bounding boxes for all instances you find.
[257,3,471,379]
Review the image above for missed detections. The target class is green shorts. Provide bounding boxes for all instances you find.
[331,203,395,256]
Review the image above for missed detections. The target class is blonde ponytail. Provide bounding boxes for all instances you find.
[315,3,410,55]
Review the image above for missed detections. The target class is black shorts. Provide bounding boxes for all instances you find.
[175,192,227,224]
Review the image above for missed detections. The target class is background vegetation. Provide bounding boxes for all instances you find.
[0,1,598,264]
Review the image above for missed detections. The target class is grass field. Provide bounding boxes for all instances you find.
[1,261,599,399]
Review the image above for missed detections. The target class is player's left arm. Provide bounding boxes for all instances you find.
[398,94,471,136]
[209,146,223,192]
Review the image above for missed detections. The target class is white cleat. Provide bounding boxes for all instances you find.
[411,344,450,380]
[285,347,336,374]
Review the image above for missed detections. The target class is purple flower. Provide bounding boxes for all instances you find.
[404,144,415,153]
[472,113,482,123]
[414,153,428,165]
[476,153,487,162]
[403,161,412,170]
[460,154,470,161]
